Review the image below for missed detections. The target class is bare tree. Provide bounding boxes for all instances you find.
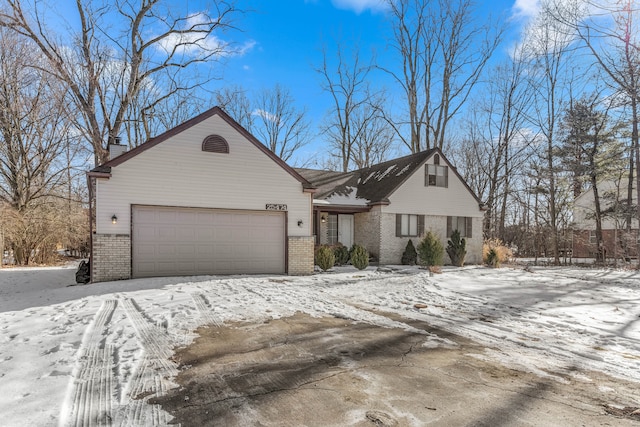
[252,84,311,163]
[382,0,502,152]
[553,0,640,262]
[461,45,535,241]
[215,85,254,130]
[0,29,72,211]
[0,28,86,264]
[0,0,241,165]
[351,98,395,169]
[317,43,388,171]
[524,2,578,264]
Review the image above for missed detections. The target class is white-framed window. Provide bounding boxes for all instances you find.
[447,216,472,238]
[425,164,448,187]
[589,230,596,244]
[396,214,424,237]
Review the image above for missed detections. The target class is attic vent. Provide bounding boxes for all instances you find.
[202,135,229,154]
[433,154,440,165]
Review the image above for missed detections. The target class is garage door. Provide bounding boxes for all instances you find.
[132,206,286,278]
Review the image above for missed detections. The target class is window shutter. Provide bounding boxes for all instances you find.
[466,217,472,238]
[418,215,425,236]
[444,166,449,188]
[447,216,452,237]
[396,214,402,237]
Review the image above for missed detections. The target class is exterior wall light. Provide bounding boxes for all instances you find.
[111,215,118,224]
[321,215,327,223]
[297,220,303,227]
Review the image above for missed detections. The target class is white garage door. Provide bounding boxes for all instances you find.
[132,206,286,278]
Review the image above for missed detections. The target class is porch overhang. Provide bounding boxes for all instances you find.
[312,204,371,213]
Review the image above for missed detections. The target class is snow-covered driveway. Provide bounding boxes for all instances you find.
[0,264,638,425]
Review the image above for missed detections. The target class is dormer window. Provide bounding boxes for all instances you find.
[202,135,229,153]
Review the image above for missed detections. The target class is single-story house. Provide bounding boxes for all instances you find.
[296,149,486,265]
[572,178,639,259]
[87,107,316,283]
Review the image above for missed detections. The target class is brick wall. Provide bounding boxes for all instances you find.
[378,214,483,265]
[354,207,381,259]
[92,234,131,282]
[288,236,314,275]
[573,229,639,259]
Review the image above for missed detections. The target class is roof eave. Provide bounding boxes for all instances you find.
[87,171,112,179]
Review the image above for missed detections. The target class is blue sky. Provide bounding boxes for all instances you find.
[215,0,532,163]
[49,0,539,163]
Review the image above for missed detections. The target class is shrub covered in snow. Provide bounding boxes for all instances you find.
[417,232,444,267]
[350,244,369,270]
[315,245,335,271]
[401,239,417,265]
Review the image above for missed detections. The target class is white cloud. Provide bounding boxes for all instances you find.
[252,108,279,123]
[331,0,388,14]
[511,0,540,20]
[155,11,255,58]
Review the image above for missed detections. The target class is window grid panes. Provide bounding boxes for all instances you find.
[426,164,448,187]
[327,214,338,244]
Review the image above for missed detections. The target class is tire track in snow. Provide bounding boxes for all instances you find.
[245,278,428,335]
[60,299,117,427]
[191,293,223,327]
[119,298,178,427]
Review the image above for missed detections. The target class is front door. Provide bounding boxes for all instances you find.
[338,214,354,248]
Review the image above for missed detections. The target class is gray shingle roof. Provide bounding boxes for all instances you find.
[296,149,436,206]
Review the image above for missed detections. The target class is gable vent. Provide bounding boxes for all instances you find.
[202,135,229,154]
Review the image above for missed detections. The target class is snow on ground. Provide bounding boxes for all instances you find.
[0,263,638,426]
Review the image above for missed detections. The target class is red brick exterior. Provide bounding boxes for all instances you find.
[572,229,639,259]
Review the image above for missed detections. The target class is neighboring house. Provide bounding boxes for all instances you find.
[572,178,639,259]
[87,107,316,283]
[297,149,486,265]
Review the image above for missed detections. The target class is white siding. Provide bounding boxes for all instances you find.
[574,180,639,230]
[95,114,312,236]
[385,157,482,217]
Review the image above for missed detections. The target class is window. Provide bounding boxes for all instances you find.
[425,164,448,187]
[396,214,425,237]
[202,135,229,153]
[327,214,338,244]
[447,216,472,238]
[589,230,596,244]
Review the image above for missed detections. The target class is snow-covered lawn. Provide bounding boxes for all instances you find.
[0,263,638,426]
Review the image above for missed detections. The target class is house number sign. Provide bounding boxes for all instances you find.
[265,204,287,211]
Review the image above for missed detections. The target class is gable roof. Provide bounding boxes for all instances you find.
[297,148,483,207]
[88,106,314,190]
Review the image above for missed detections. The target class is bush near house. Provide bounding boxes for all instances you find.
[333,244,350,266]
[446,230,467,267]
[350,244,369,270]
[417,232,444,267]
[486,248,500,268]
[483,239,512,266]
[315,245,335,271]
[401,239,418,265]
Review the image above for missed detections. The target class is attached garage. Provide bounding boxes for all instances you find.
[132,206,286,278]
[88,107,315,283]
